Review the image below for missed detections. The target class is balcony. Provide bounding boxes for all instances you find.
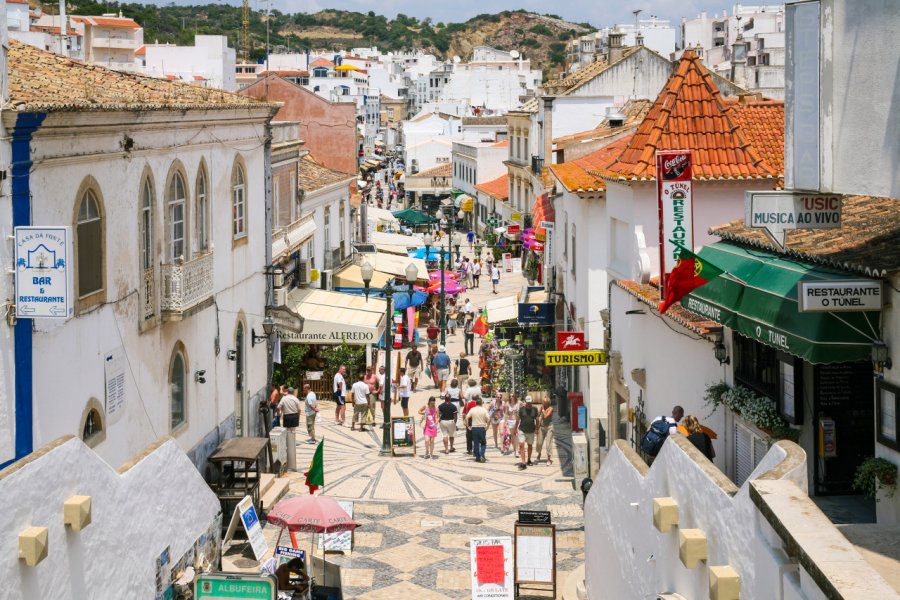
[92,36,137,49]
[160,252,214,319]
[272,213,316,260]
[531,155,544,176]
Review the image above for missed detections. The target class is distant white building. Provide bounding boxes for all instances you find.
[138,35,237,91]
[567,18,677,72]
[27,12,145,72]
[438,46,541,114]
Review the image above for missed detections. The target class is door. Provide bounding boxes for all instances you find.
[235,322,246,436]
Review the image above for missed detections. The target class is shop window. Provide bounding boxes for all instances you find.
[170,347,187,431]
[877,380,899,451]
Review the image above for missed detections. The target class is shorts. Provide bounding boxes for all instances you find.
[408,364,422,379]
[283,413,300,429]
[438,368,450,382]
[400,396,410,410]
[333,392,346,405]
[440,420,457,437]
[518,430,535,445]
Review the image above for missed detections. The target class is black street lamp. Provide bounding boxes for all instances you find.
[361,259,418,455]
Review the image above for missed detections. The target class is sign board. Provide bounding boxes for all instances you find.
[318,500,354,552]
[390,416,416,455]
[511,212,522,222]
[514,523,556,586]
[274,546,306,565]
[461,197,475,212]
[502,253,513,273]
[470,536,514,600]
[798,280,882,312]
[542,222,555,268]
[104,347,127,425]
[510,258,522,274]
[224,496,268,561]
[279,321,378,345]
[506,224,521,236]
[545,350,607,367]
[746,191,841,250]
[518,510,551,525]
[656,151,693,297]
[517,303,554,325]
[195,573,277,600]
[556,332,585,351]
[14,226,73,319]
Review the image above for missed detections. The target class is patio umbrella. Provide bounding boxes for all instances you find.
[428,270,458,281]
[427,280,466,295]
[408,247,443,261]
[389,284,429,309]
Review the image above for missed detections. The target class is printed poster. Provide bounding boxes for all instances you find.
[104,347,126,424]
[470,536,514,600]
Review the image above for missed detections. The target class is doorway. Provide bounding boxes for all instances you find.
[235,322,246,436]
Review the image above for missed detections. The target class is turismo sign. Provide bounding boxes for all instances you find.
[798,280,882,312]
[14,226,73,319]
[746,191,841,251]
[545,350,608,366]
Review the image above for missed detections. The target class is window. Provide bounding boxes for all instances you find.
[324,208,331,251]
[232,161,247,239]
[877,380,900,451]
[733,333,779,399]
[76,188,103,298]
[571,224,576,276]
[140,178,154,271]
[167,171,188,261]
[170,348,187,431]
[79,398,106,448]
[196,165,210,252]
[339,202,346,250]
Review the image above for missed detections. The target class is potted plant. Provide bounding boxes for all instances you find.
[524,255,539,285]
[852,457,898,500]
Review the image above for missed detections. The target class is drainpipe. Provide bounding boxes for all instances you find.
[5,113,47,468]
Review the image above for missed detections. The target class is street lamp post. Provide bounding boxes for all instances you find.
[361,260,418,455]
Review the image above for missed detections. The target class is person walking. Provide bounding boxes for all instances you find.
[277,386,302,433]
[303,384,319,444]
[535,397,554,464]
[446,378,462,420]
[269,384,282,429]
[454,351,471,382]
[426,319,440,351]
[404,345,423,392]
[517,396,539,469]
[438,394,459,454]
[472,259,481,288]
[419,397,439,459]
[491,263,501,294]
[364,366,379,417]
[333,365,347,425]
[447,305,459,336]
[466,396,490,463]
[351,372,371,432]
[377,365,387,421]
[506,393,521,457]
[467,229,475,249]
[684,415,716,461]
[490,392,504,449]
[463,315,475,356]
[463,393,478,454]
[432,345,452,394]
[396,368,412,417]
[465,258,475,288]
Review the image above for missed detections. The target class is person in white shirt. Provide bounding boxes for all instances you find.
[377,365,387,419]
[351,372,372,432]
[333,365,347,425]
[303,384,319,444]
[396,368,412,417]
[472,260,481,288]
[464,378,482,403]
[463,298,474,316]
[491,264,501,294]
[277,387,302,432]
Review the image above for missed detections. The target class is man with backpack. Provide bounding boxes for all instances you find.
[640,405,684,463]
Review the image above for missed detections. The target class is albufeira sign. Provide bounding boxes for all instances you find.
[14,226,73,319]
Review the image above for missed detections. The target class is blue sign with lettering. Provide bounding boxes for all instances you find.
[15,226,73,319]
[517,302,554,325]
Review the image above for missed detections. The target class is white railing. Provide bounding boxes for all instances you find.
[92,37,137,49]
[160,252,214,315]
[142,267,155,320]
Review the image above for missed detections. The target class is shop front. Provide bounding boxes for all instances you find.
[684,242,882,494]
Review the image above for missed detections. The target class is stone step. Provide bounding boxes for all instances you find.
[260,472,275,497]
[261,477,290,512]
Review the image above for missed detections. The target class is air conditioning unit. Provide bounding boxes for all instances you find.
[296,259,312,286]
[273,287,287,307]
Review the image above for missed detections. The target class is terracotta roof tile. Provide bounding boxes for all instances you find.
[550,137,631,192]
[413,162,452,178]
[475,174,509,200]
[259,70,310,77]
[711,195,900,277]
[598,51,782,182]
[134,44,146,55]
[299,154,354,193]
[615,279,720,336]
[309,58,333,68]
[6,39,275,112]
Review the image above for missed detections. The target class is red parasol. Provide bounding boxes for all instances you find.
[427,280,466,295]
[428,270,459,281]
[267,495,359,533]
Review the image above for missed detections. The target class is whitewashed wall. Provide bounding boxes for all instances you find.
[877,271,900,524]
[0,436,221,600]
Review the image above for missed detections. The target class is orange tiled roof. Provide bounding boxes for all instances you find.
[599,50,780,182]
[615,279,721,336]
[727,99,785,175]
[7,0,30,4]
[492,140,509,148]
[309,58,333,68]
[475,174,509,200]
[6,39,275,113]
[550,137,630,193]
[135,44,146,55]
[260,69,310,77]
[70,15,141,28]
[32,25,82,36]
[299,154,355,193]
[414,162,452,178]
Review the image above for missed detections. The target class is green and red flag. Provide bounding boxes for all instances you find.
[304,440,324,495]
[659,247,724,314]
[472,309,489,337]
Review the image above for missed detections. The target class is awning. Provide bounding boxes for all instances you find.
[284,287,387,345]
[365,206,400,224]
[371,230,424,251]
[532,192,555,236]
[486,295,519,324]
[365,252,428,281]
[683,242,882,364]
[333,264,392,289]
[391,208,438,225]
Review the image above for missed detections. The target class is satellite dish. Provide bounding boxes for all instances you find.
[452,55,461,63]
[510,50,520,59]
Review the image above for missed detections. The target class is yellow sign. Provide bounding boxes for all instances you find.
[545,350,608,366]
[461,197,474,212]
[511,212,522,222]
[310,269,320,282]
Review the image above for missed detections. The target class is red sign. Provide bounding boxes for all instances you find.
[507,224,521,236]
[556,331,585,351]
[656,150,694,298]
[474,544,505,586]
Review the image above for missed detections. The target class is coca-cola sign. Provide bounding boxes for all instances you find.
[660,151,691,181]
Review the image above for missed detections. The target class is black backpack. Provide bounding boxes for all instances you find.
[640,418,671,457]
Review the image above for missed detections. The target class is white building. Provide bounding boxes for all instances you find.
[295,155,355,275]
[567,18,677,72]
[28,12,145,72]
[438,46,541,114]
[138,35,237,91]
[0,40,278,471]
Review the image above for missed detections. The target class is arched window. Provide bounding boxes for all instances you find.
[76,188,103,298]
[167,171,188,261]
[196,165,210,252]
[232,161,247,239]
[170,348,187,430]
[79,398,106,448]
[140,178,154,271]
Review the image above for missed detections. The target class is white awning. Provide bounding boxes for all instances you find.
[371,230,424,254]
[364,252,428,281]
[284,287,387,345]
[486,294,519,324]
[332,264,392,289]
[272,215,316,260]
[365,206,399,224]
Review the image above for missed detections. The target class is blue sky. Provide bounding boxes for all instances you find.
[240,0,731,30]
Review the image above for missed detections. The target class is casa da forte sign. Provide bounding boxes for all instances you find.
[746,191,842,251]
[15,226,74,319]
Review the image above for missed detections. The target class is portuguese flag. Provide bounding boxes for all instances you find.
[472,309,489,337]
[304,440,325,495]
[659,247,724,314]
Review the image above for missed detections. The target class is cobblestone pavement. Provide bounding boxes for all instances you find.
[246,246,585,598]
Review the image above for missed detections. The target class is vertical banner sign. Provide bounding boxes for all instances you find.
[541,221,555,268]
[657,150,693,297]
[503,253,513,273]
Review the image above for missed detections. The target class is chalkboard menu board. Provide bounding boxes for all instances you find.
[391,417,416,456]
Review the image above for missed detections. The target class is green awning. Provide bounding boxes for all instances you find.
[683,242,881,364]
[391,208,438,225]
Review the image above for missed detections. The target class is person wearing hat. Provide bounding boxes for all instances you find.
[277,386,302,432]
[432,344,452,394]
[517,395,539,469]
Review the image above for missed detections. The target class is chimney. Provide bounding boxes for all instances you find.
[59,0,67,57]
[635,31,645,47]
[608,29,625,63]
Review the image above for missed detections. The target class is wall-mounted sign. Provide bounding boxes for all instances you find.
[14,226,73,319]
[518,510,552,525]
[798,280,882,312]
[657,151,693,297]
[556,332,585,351]
[545,350,608,367]
[279,321,378,345]
[746,191,841,251]
[195,573,277,600]
[542,222,555,268]
[507,224,521,236]
[511,212,522,222]
[518,303,554,325]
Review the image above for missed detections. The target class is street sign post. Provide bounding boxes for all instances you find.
[195,573,277,600]
[545,350,608,367]
[14,226,73,319]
